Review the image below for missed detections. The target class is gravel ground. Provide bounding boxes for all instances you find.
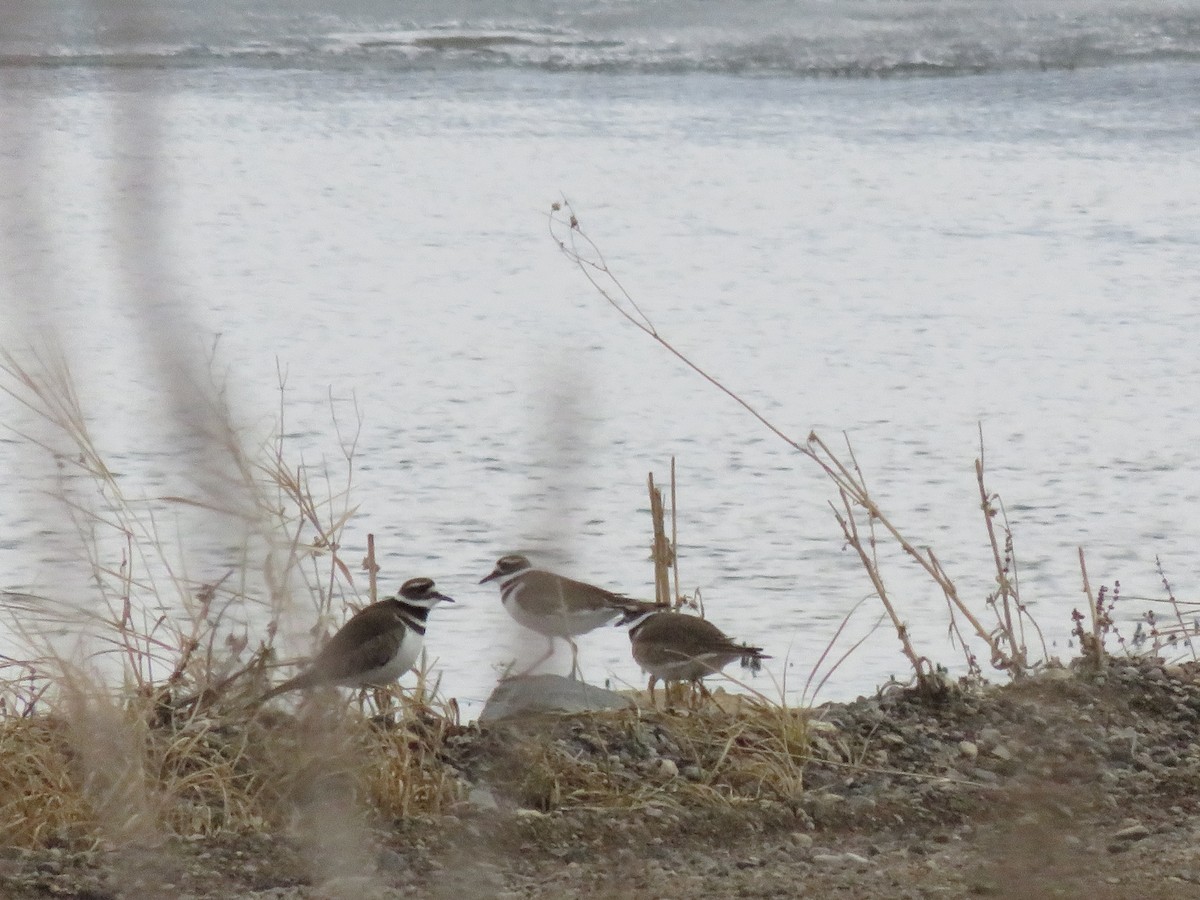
[6,658,1200,899]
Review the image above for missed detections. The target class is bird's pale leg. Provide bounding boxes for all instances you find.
[567,637,582,681]
[647,675,658,709]
[509,635,557,679]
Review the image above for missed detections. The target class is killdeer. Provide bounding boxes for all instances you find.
[480,554,661,679]
[624,609,768,706]
[262,577,454,700]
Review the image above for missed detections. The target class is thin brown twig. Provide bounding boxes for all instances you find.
[1078,546,1105,671]
[550,199,1037,684]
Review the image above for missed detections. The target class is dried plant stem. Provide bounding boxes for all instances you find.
[647,473,674,607]
[925,549,995,668]
[801,595,883,705]
[977,459,1017,646]
[806,434,1020,678]
[831,488,934,688]
[1156,556,1198,662]
[551,199,1034,684]
[365,534,380,605]
[549,201,805,456]
[1078,547,1105,671]
[670,458,681,606]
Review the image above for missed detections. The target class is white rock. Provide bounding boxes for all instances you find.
[653,758,679,778]
[1114,823,1150,842]
[812,853,846,866]
[790,832,814,850]
[468,786,500,812]
[978,727,1002,747]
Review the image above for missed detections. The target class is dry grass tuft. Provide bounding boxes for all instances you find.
[0,691,467,850]
[0,716,92,848]
[465,692,842,818]
[363,714,466,819]
[0,347,467,853]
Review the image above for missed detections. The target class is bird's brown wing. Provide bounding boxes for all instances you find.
[513,570,607,614]
[639,612,765,659]
[308,602,405,682]
[521,569,661,615]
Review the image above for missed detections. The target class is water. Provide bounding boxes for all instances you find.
[2,2,1199,719]
[3,0,1199,77]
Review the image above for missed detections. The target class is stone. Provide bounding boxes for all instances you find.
[468,786,500,813]
[479,674,635,722]
[812,853,846,866]
[789,833,814,851]
[652,758,679,778]
[1113,823,1150,842]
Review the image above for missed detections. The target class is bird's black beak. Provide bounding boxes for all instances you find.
[479,569,500,585]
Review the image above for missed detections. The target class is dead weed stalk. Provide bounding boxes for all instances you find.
[550,199,1045,693]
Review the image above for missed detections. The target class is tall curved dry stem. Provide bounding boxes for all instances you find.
[549,200,819,461]
[550,198,1036,685]
[830,488,935,689]
[801,595,885,705]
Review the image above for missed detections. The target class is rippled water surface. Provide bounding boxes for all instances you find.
[2,22,1199,716]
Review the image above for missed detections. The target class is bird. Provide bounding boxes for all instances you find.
[480,553,663,679]
[623,609,769,706]
[261,577,454,700]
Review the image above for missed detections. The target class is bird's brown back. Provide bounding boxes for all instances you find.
[519,569,657,616]
[305,599,407,682]
[631,611,765,666]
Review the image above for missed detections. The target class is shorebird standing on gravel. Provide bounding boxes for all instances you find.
[480,553,662,679]
[623,609,768,706]
[262,577,454,700]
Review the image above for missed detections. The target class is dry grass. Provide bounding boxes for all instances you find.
[0,339,834,855]
[0,680,467,850]
[462,686,902,824]
[0,346,466,854]
[6,203,1189,863]
[0,716,91,848]
[0,663,839,851]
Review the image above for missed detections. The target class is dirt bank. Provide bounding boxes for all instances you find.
[5,658,1200,899]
